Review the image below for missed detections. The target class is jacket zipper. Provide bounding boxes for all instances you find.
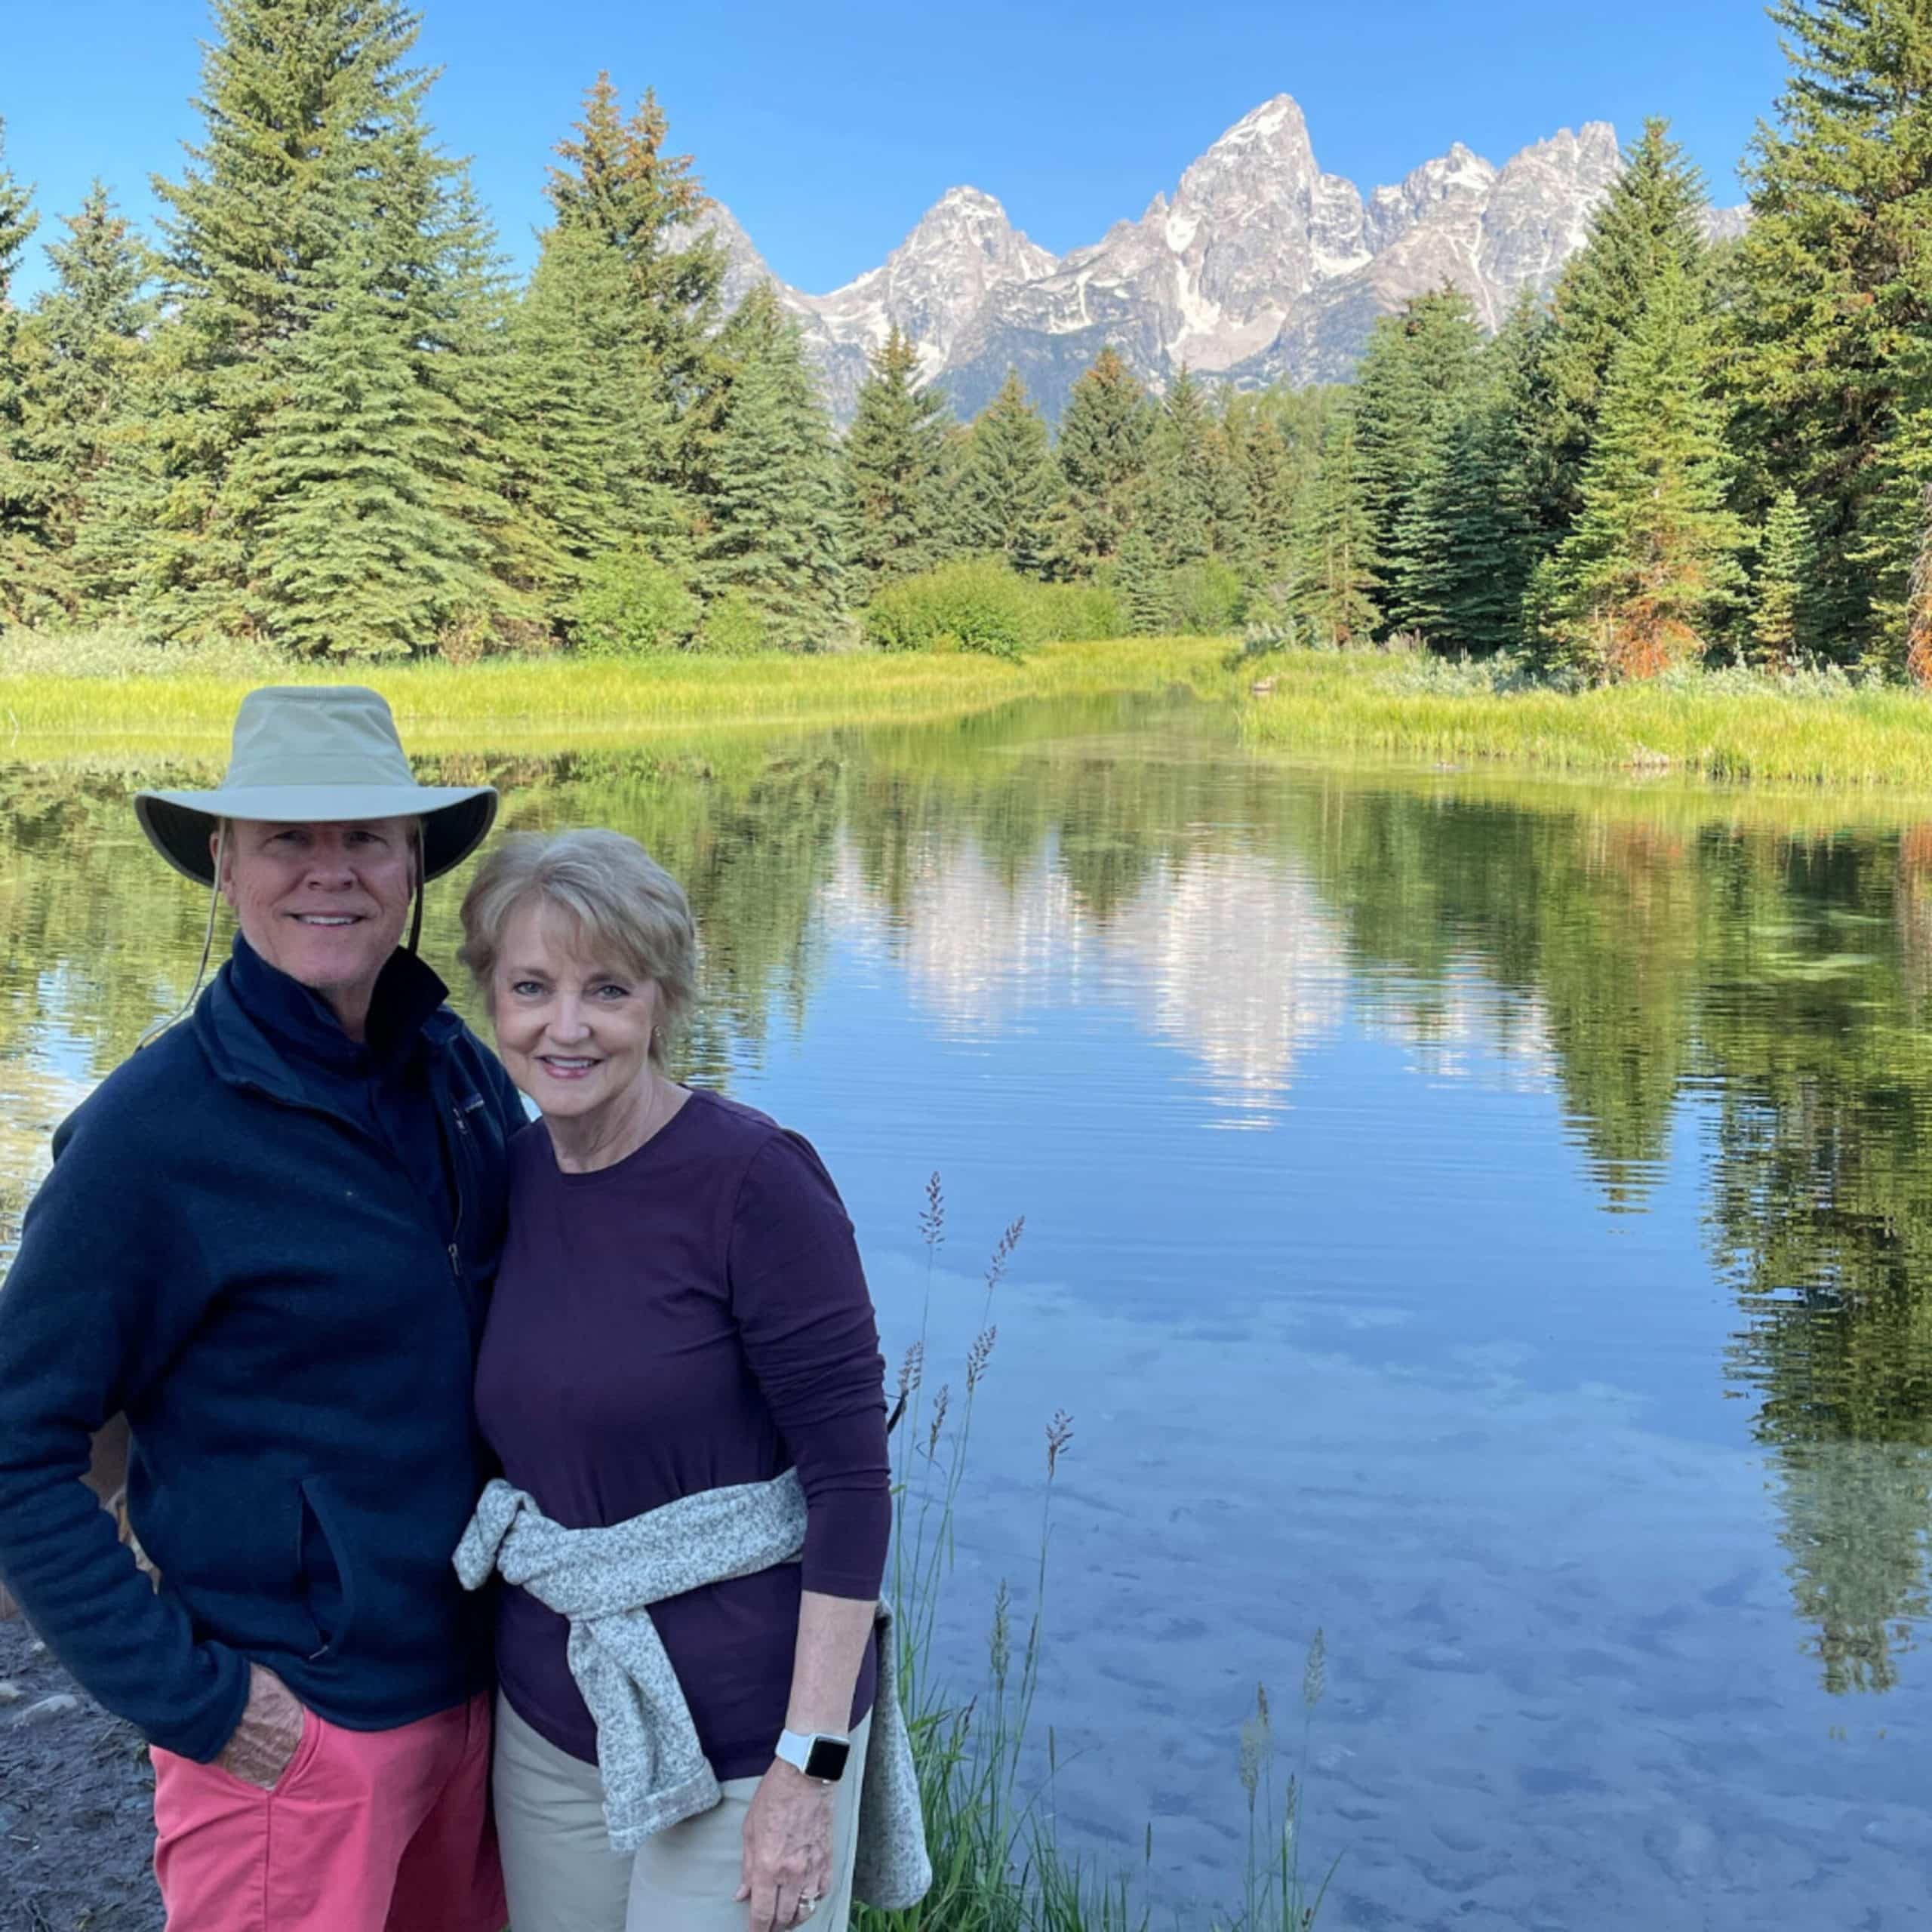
[446,1091,486,1278]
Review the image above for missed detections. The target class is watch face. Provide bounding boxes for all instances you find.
[803,1736,851,1781]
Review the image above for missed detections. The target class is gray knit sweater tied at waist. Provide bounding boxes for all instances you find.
[454,1468,931,1909]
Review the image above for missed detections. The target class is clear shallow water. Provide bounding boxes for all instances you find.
[4,694,1932,1929]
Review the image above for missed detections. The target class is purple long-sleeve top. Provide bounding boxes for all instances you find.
[473,1088,891,1779]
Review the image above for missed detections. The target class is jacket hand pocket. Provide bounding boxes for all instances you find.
[297,1478,361,1663]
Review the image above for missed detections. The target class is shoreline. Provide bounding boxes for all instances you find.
[0,638,1228,754]
[1236,649,1932,790]
[11,633,1932,798]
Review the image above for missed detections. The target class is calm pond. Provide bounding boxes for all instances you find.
[2,690,1930,1931]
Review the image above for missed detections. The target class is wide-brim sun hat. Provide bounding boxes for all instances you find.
[134,685,497,888]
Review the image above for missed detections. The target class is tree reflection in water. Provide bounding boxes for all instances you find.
[6,710,1932,1696]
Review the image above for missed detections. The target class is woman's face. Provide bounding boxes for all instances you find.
[490,900,662,1124]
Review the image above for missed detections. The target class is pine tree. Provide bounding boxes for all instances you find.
[693,285,844,650]
[1146,365,1217,565]
[1543,255,1746,678]
[949,368,1057,575]
[1752,487,1814,666]
[1232,385,1339,608]
[145,0,495,645]
[544,75,724,408]
[1349,287,1484,630]
[243,229,497,657]
[1841,328,1932,678]
[502,223,677,602]
[1540,119,1710,533]
[1392,299,1541,652]
[1048,346,1155,573]
[0,118,62,625]
[1200,401,1252,569]
[32,181,158,612]
[66,342,170,617]
[1730,0,1932,662]
[841,326,949,598]
[257,61,519,652]
[1294,403,1379,646]
[503,75,727,621]
[1226,398,1296,586]
[1906,475,1932,686]
[416,171,552,628]
[0,123,31,297]
[1116,527,1171,634]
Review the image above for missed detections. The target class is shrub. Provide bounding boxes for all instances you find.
[863,559,1137,658]
[863,558,1045,660]
[569,552,700,658]
[1032,579,1123,641]
[1167,558,1247,635]
[433,605,494,667]
[694,588,770,657]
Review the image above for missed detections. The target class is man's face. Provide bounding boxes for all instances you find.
[217,818,417,1029]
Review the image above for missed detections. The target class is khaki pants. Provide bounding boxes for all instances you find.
[493,1696,870,1932]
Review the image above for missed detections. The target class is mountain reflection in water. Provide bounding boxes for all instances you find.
[2,694,1930,1929]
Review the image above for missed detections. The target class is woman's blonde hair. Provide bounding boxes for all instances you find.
[458,830,697,1066]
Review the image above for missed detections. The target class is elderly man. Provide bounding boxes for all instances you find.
[0,686,525,1932]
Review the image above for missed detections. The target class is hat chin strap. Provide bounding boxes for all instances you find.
[138,821,228,1051]
[408,823,425,955]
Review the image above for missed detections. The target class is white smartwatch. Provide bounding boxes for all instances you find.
[775,1728,852,1783]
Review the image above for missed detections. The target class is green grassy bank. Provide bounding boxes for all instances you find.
[20,625,1932,799]
[0,635,1227,754]
[1237,649,1932,789]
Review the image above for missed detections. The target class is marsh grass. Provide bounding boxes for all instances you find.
[858,1178,1332,1932]
[0,632,1229,753]
[1236,648,1932,789]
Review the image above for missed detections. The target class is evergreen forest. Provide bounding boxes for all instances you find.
[1,0,1930,682]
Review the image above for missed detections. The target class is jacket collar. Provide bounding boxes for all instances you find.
[195,936,459,1108]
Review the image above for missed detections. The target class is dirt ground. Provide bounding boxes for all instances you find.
[0,1616,162,1931]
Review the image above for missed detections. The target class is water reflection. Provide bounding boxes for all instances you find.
[828,840,1349,1119]
[5,703,1932,1924]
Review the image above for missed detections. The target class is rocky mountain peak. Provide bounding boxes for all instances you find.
[1175,94,1321,202]
[1364,141,1501,251]
[695,95,1711,424]
[777,183,1060,414]
[898,186,1051,265]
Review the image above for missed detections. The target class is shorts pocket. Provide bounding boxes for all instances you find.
[269,1702,326,1795]
[189,1701,325,1799]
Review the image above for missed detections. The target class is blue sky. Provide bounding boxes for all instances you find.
[5,0,1789,303]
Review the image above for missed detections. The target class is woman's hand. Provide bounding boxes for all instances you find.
[736,1758,837,1932]
[214,1662,305,1789]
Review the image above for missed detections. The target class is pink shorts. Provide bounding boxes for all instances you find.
[150,1691,506,1932]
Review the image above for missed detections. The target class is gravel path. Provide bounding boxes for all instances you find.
[0,1617,162,1931]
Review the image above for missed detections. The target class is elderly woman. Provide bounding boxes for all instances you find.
[454,829,924,1932]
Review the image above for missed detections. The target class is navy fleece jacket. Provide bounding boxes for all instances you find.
[0,939,525,1760]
